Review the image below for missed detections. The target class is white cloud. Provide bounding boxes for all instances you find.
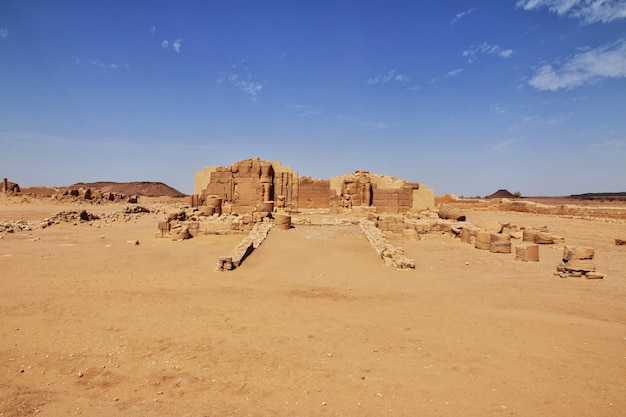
[486,138,521,153]
[161,38,182,53]
[367,122,387,130]
[218,72,266,102]
[89,59,121,70]
[285,104,310,109]
[429,68,464,84]
[150,25,156,34]
[489,103,508,114]
[516,0,626,23]
[451,8,476,25]
[463,43,514,63]
[285,104,322,117]
[513,113,571,129]
[446,68,464,78]
[591,139,626,149]
[529,39,626,90]
[0,28,9,40]
[367,69,410,85]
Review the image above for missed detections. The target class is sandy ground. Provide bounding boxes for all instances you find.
[1,198,625,417]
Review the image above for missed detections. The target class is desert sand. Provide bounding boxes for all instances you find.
[1,195,625,416]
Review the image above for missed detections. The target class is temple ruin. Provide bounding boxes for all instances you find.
[192,157,434,215]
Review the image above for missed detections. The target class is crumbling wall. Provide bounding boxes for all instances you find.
[193,158,297,214]
[298,177,330,208]
[370,175,419,214]
[194,160,433,215]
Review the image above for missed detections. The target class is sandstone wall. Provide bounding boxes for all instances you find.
[298,177,330,208]
[193,158,298,214]
[194,160,433,215]
[412,184,435,211]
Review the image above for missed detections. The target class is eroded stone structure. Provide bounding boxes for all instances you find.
[193,158,434,215]
[193,158,298,214]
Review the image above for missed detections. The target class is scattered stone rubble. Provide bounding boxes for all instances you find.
[0,206,151,234]
[556,246,605,279]
[52,189,139,204]
[436,196,626,222]
[359,218,415,269]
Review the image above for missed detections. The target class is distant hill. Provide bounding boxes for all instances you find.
[64,182,187,197]
[486,189,517,199]
[569,192,626,201]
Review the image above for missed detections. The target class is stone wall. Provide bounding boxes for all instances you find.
[193,158,298,214]
[193,159,434,215]
[298,177,330,208]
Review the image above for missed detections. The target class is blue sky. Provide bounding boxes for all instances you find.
[1,0,625,196]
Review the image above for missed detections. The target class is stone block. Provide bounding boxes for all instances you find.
[516,244,539,261]
[562,246,594,261]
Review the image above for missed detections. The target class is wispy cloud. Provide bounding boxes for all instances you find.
[162,38,182,53]
[0,28,9,40]
[172,38,182,53]
[516,0,626,23]
[285,104,322,117]
[367,69,411,85]
[285,104,309,109]
[446,68,464,78]
[463,43,514,63]
[89,59,129,70]
[489,103,508,114]
[513,112,572,129]
[451,8,476,25]
[367,121,387,130]
[591,139,626,149]
[486,138,521,153]
[429,68,464,84]
[0,131,71,146]
[150,25,156,35]
[218,71,267,103]
[528,39,626,90]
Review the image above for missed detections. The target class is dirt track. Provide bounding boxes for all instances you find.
[1,199,625,416]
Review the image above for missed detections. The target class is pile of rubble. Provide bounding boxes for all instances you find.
[49,188,139,204]
[359,218,415,270]
[556,246,604,279]
[0,206,152,234]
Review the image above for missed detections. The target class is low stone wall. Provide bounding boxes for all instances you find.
[217,221,274,271]
[359,219,415,270]
[437,198,626,221]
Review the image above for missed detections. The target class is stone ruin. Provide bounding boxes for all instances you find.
[186,158,435,270]
[192,157,435,215]
[2,178,20,193]
[171,158,606,277]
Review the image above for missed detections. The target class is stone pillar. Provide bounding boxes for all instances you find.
[2,178,7,193]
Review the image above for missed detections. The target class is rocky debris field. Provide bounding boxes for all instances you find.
[0,205,152,234]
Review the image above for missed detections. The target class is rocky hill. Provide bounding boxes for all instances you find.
[63,182,186,197]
